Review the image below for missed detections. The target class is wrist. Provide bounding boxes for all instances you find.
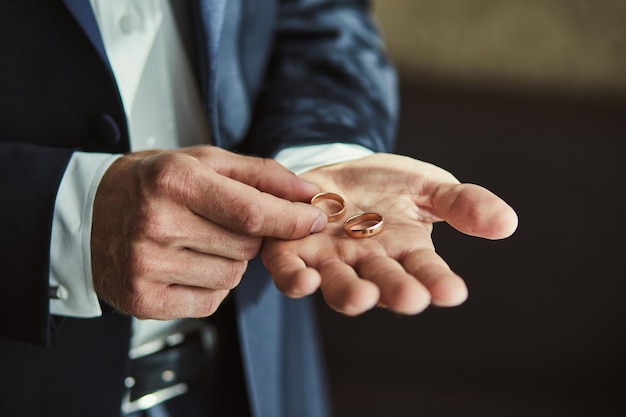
[274,143,374,175]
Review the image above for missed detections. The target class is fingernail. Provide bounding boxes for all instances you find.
[310,214,327,234]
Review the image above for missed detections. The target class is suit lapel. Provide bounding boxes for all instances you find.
[195,0,228,62]
[61,0,109,63]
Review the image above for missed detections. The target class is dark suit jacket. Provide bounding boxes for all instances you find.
[0,0,397,416]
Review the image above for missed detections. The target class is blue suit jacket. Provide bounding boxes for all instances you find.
[0,1,397,416]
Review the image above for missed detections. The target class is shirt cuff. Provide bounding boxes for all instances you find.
[50,152,122,318]
[273,143,374,174]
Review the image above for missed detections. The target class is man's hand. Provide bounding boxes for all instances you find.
[262,153,518,316]
[91,146,327,319]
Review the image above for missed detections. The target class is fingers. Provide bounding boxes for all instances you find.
[264,249,384,315]
[358,255,431,314]
[132,286,231,320]
[341,249,466,312]
[186,161,328,239]
[163,149,330,240]
[270,250,463,315]
[263,250,322,298]
[142,205,263,261]
[263,238,468,316]
[320,251,464,314]
[184,146,321,203]
[136,149,327,241]
[431,183,518,240]
[318,259,380,316]
[94,239,248,318]
[141,247,247,290]
[401,248,468,307]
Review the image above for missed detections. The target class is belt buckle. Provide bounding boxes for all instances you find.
[121,326,216,415]
[121,382,189,414]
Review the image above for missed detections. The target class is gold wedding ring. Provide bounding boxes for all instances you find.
[344,213,384,238]
[310,192,346,222]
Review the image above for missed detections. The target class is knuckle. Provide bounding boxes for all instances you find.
[238,204,265,236]
[128,286,160,319]
[284,215,308,240]
[126,245,152,281]
[239,237,262,260]
[196,293,226,317]
[135,209,176,246]
[220,260,247,289]
[141,153,194,198]
[231,261,248,287]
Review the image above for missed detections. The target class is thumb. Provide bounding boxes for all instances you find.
[432,183,518,240]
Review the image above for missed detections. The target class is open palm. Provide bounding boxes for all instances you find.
[261,153,518,316]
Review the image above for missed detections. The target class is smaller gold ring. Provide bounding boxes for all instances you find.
[344,213,384,238]
[310,192,346,222]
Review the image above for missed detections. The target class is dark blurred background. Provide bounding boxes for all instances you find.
[315,1,626,416]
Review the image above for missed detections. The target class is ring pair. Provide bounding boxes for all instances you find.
[310,192,384,238]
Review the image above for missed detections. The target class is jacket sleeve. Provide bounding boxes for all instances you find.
[0,143,74,345]
[241,0,399,157]
[0,0,130,346]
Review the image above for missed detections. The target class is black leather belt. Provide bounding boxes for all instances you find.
[121,325,217,414]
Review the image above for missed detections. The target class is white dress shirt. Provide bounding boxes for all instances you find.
[49,0,373,345]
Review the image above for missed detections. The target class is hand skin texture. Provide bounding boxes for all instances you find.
[91,146,328,320]
[262,153,519,316]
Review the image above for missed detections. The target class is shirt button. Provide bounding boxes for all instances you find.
[119,8,143,34]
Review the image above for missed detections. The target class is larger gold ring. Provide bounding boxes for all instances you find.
[310,192,346,222]
[344,213,384,238]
